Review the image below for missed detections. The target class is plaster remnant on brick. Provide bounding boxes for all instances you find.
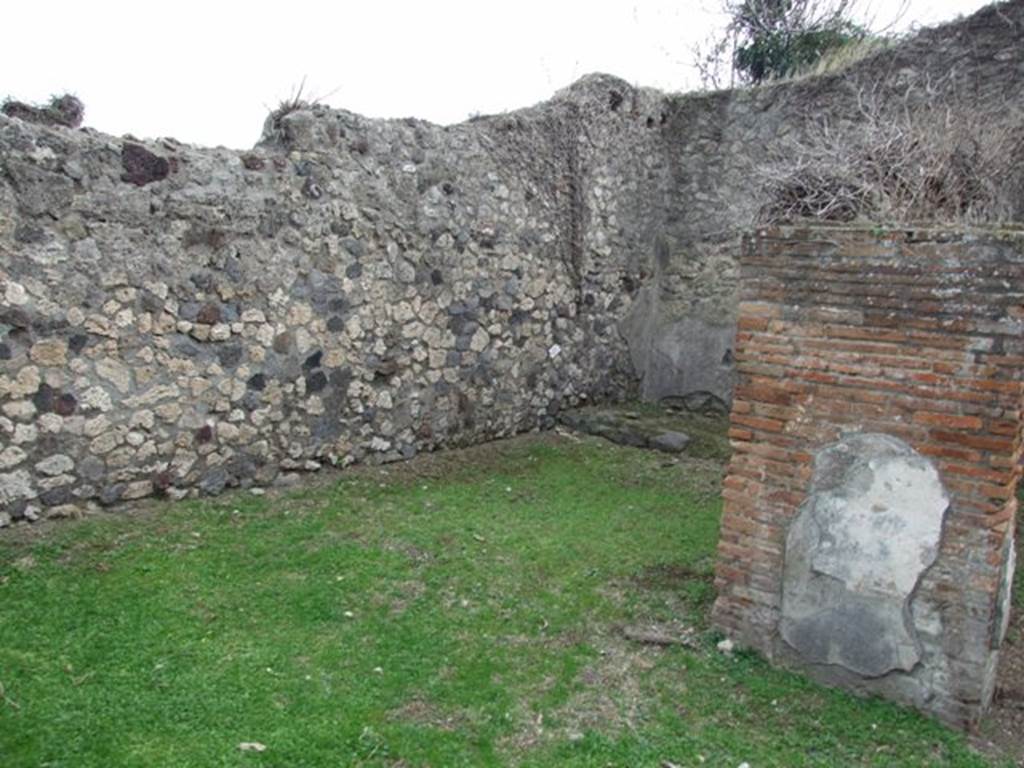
[781,433,948,677]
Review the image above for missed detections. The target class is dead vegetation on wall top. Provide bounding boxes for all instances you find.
[755,78,1024,225]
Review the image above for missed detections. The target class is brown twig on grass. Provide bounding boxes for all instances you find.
[0,680,20,710]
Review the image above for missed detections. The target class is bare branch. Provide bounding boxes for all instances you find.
[754,77,1024,225]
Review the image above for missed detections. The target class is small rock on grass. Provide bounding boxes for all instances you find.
[238,742,266,752]
[650,431,691,453]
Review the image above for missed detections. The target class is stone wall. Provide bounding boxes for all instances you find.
[620,0,1024,404]
[712,226,1023,726]
[1,0,1023,523]
[0,81,673,521]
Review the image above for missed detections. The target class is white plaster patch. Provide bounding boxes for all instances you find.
[781,434,949,677]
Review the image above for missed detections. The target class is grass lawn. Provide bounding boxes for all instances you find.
[0,429,1012,767]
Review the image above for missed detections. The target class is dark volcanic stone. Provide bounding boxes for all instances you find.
[99,484,125,506]
[0,307,31,330]
[40,486,73,507]
[342,238,366,258]
[172,337,201,358]
[79,455,106,482]
[153,470,174,494]
[8,500,29,520]
[179,301,201,321]
[217,344,243,369]
[68,334,88,354]
[32,383,56,413]
[303,350,323,370]
[199,468,229,495]
[121,143,170,186]
[14,223,47,244]
[196,303,221,324]
[306,370,328,393]
[241,153,265,170]
[329,368,353,392]
[273,331,294,354]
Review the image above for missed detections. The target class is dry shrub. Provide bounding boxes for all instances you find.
[267,78,323,130]
[757,80,1024,225]
[2,93,84,129]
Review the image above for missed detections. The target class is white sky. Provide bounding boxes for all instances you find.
[1,0,992,149]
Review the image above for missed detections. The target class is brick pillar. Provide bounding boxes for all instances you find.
[712,226,1023,727]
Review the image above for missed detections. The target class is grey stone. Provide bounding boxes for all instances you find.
[199,468,229,495]
[4,160,74,216]
[0,446,27,470]
[78,456,106,482]
[0,470,33,505]
[35,453,74,476]
[39,485,73,507]
[780,434,949,678]
[649,431,691,453]
[95,358,132,393]
[276,473,302,487]
[98,484,125,506]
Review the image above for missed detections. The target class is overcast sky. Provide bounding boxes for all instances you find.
[1,0,993,149]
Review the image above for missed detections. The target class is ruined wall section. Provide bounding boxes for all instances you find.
[1,0,1021,521]
[0,79,674,521]
[620,0,1024,404]
[712,227,1024,726]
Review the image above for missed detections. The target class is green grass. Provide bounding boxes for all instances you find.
[0,434,1006,767]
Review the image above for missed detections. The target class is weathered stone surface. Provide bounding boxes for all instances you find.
[0,445,27,470]
[35,454,74,476]
[620,247,738,404]
[95,359,132,393]
[121,143,170,186]
[0,469,33,505]
[649,431,691,454]
[781,434,948,678]
[28,339,68,367]
[559,404,726,459]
